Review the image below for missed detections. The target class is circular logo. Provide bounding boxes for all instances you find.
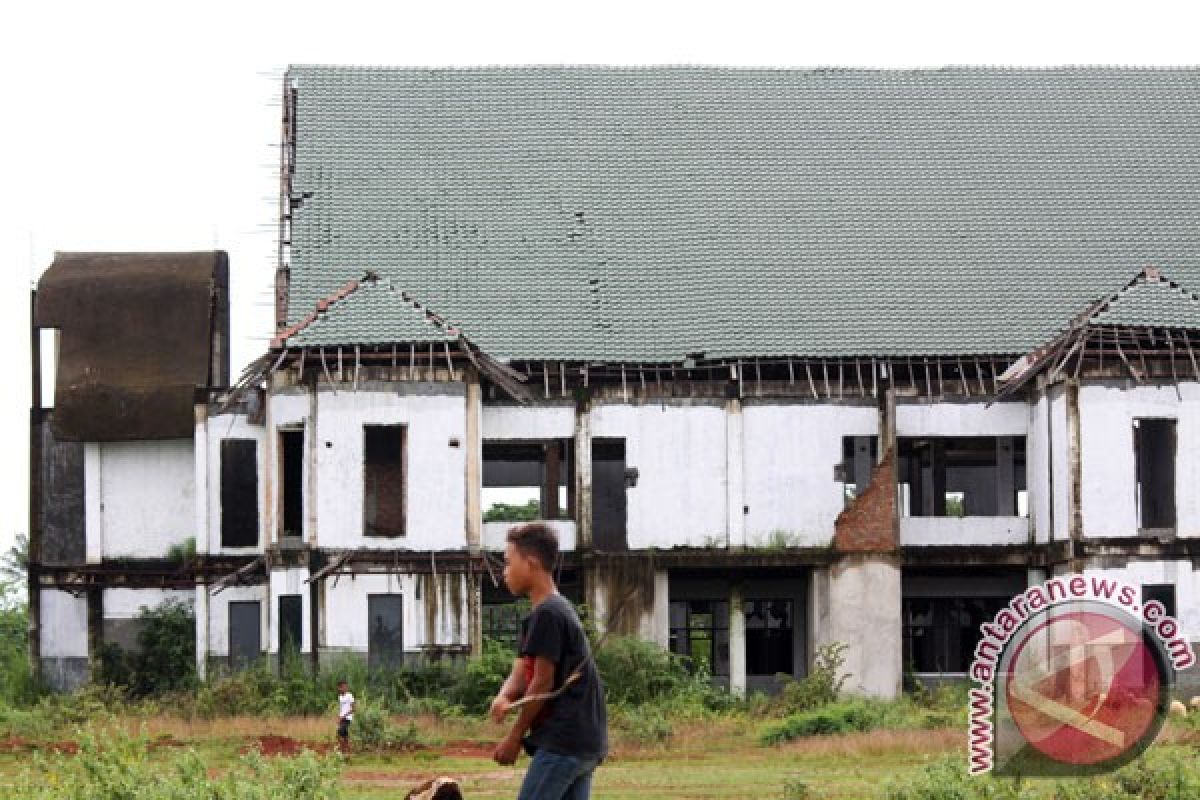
[1005,607,1167,768]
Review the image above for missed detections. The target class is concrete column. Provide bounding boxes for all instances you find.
[195,585,209,680]
[575,402,593,548]
[729,581,746,696]
[194,405,210,555]
[996,436,1015,516]
[84,443,103,563]
[306,388,318,545]
[652,570,670,648]
[465,377,482,550]
[725,398,745,548]
[810,555,902,698]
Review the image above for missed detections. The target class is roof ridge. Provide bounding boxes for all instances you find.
[271,272,373,348]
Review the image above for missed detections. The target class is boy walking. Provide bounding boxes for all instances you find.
[490,523,608,800]
[337,679,355,753]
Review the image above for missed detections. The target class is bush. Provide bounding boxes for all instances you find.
[0,590,40,707]
[884,756,1025,800]
[595,635,696,707]
[354,706,422,750]
[451,638,517,714]
[12,730,342,799]
[775,642,848,715]
[99,600,196,697]
[760,700,890,744]
[615,705,674,745]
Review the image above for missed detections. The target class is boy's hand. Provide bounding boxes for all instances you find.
[492,733,521,766]
[488,696,513,724]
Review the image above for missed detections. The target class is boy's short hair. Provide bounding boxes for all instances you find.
[506,522,559,572]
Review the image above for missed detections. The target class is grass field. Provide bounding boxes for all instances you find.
[1,711,1197,799]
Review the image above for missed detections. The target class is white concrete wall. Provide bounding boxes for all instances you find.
[590,402,728,548]
[482,404,575,440]
[86,439,196,560]
[743,404,878,547]
[1050,387,1071,541]
[268,568,311,654]
[204,585,268,658]
[483,520,577,552]
[321,572,468,653]
[314,387,467,550]
[206,414,268,554]
[1081,560,1199,642]
[1078,383,1200,538]
[900,517,1029,546]
[39,589,88,658]
[896,400,1029,437]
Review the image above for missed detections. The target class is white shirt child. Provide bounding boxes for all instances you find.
[339,690,355,721]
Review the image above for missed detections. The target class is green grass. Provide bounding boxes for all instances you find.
[0,709,1196,799]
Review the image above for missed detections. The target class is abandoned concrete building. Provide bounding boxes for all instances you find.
[27,66,1200,697]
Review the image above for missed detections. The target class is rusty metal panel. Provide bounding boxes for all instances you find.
[36,251,229,441]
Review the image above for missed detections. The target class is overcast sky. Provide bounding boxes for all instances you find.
[2,0,1199,558]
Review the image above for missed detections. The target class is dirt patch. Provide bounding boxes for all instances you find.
[241,734,333,757]
[0,737,79,754]
[437,740,494,758]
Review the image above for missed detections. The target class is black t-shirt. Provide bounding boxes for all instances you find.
[518,593,608,761]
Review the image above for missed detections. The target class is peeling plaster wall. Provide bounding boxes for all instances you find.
[320,572,468,654]
[1078,560,1199,643]
[266,389,313,544]
[589,402,727,548]
[315,387,468,550]
[267,568,311,654]
[1078,383,1200,538]
[744,404,878,547]
[206,414,267,555]
[809,556,902,698]
[86,439,195,560]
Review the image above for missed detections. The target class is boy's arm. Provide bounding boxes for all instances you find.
[489,658,528,722]
[494,656,554,765]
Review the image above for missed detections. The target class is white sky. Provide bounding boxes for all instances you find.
[2,0,1199,557]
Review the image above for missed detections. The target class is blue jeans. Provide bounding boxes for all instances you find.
[517,748,598,800]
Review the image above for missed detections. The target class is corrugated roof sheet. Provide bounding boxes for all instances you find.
[283,66,1200,360]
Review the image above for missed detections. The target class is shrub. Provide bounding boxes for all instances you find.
[595,635,695,707]
[884,756,1025,800]
[616,705,674,745]
[99,601,196,697]
[775,642,848,715]
[0,589,40,706]
[451,638,517,714]
[12,730,342,799]
[760,700,890,744]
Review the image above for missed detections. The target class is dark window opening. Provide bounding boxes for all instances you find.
[898,436,1027,517]
[903,596,1009,673]
[482,571,581,650]
[280,430,304,538]
[220,439,258,547]
[482,440,574,523]
[367,594,404,671]
[592,438,628,551]
[669,599,729,677]
[278,594,303,658]
[841,436,879,506]
[1135,419,1176,530]
[229,601,261,670]
[745,599,793,676]
[364,425,406,537]
[1142,584,1177,619]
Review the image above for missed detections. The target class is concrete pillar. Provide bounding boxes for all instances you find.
[84,443,103,564]
[809,555,902,698]
[194,405,209,555]
[651,570,670,648]
[465,377,482,550]
[195,585,209,680]
[726,398,745,548]
[729,581,746,696]
[575,402,593,548]
[996,436,1015,516]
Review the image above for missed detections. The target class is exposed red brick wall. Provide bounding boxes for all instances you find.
[833,448,898,554]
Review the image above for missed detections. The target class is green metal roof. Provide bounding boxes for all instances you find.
[1091,272,1200,329]
[283,66,1200,360]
